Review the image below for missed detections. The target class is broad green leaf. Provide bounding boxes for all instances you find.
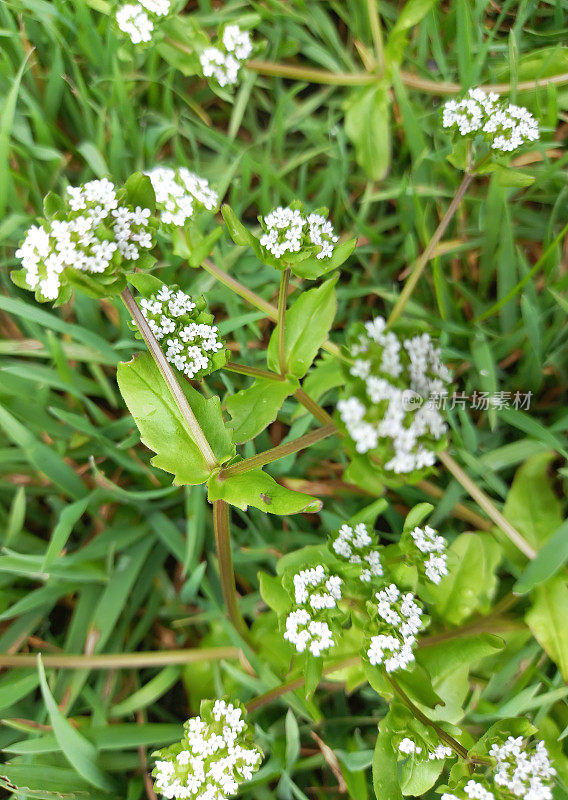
[428,533,502,625]
[38,657,115,791]
[291,238,357,280]
[344,456,385,495]
[503,452,563,552]
[418,633,504,680]
[226,377,298,443]
[267,277,338,378]
[495,164,535,187]
[372,718,403,800]
[123,171,156,211]
[526,573,568,680]
[401,754,443,796]
[344,84,391,181]
[515,518,568,594]
[117,353,235,485]
[207,469,322,515]
[402,503,434,533]
[126,272,164,295]
[259,571,290,616]
[395,664,444,710]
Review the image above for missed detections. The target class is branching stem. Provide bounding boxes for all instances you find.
[220,424,336,478]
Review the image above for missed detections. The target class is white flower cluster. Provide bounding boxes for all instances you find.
[331,522,383,583]
[366,584,423,673]
[152,699,262,800]
[398,738,452,760]
[116,0,170,44]
[259,207,339,260]
[138,286,224,379]
[338,317,451,475]
[200,25,253,87]
[442,88,539,152]
[283,565,342,657]
[442,780,496,800]
[146,167,219,227]
[409,525,448,584]
[15,179,154,301]
[490,737,555,800]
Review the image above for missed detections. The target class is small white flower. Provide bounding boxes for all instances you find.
[138,287,224,379]
[199,25,251,88]
[409,525,449,584]
[152,699,262,799]
[146,167,218,227]
[366,584,423,673]
[259,206,338,261]
[116,4,154,44]
[429,745,453,760]
[399,738,422,756]
[442,88,539,153]
[14,180,154,302]
[338,318,451,475]
[331,522,383,584]
[489,737,555,800]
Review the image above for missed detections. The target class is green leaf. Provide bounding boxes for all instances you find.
[401,754,444,796]
[304,656,323,699]
[428,533,502,625]
[259,571,290,616]
[417,633,504,680]
[515,518,568,594]
[123,171,156,212]
[188,227,224,267]
[267,277,338,378]
[396,664,444,710]
[344,455,385,495]
[43,191,66,218]
[344,84,391,181]
[291,238,357,280]
[526,573,568,680]
[117,353,234,485]
[221,204,256,247]
[38,657,115,791]
[207,469,322,515]
[226,377,298,443]
[495,165,535,187]
[503,452,563,552]
[126,272,164,295]
[372,718,403,800]
[402,503,434,533]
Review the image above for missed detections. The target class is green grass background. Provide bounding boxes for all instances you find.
[0,0,567,797]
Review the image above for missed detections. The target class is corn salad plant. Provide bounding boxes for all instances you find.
[0,1,567,800]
